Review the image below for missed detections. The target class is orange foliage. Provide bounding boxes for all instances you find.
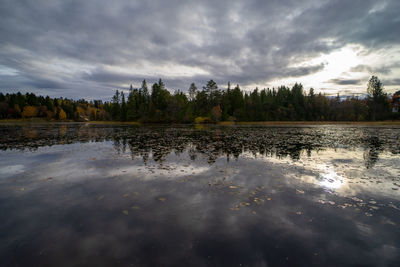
[76,106,85,115]
[22,106,38,118]
[46,110,55,119]
[211,105,222,122]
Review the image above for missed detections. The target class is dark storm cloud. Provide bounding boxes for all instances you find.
[384,79,400,87]
[350,64,397,75]
[0,0,399,98]
[328,79,362,85]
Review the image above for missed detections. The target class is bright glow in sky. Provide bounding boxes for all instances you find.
[264,45,400,95]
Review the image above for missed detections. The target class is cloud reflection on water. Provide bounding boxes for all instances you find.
[0,124,399,266]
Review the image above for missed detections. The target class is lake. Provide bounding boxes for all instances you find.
[0,123,399,266]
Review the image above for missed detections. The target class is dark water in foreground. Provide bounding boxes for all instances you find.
[0,124,400,267]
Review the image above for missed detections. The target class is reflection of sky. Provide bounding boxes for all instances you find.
[0,164,25,175]
[248,148,400,199]
[0,126,400,266]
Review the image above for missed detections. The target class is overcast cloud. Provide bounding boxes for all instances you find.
[0,0,399,99]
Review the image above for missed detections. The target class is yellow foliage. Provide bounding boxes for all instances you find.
[194,116,212,124]
[22,106,38,118]
[58,108,67,120]
[217,121,235,125]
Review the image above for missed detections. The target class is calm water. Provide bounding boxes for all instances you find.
[0,124,400,267]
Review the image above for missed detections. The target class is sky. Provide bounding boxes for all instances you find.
[1,0,400,100]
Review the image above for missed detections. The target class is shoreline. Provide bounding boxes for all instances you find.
[1,119,400,126]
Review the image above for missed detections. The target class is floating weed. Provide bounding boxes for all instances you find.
[230,204,240,211]
[296,211,302,215]
[351,197,363,202]
[388,204,400,210]
[131,206,140,210]
[97,195,104,200]
[122,210,129,215]
[253,198,264,204]
[123,193,130,198]
[343,203,354,208]
[158,197,166,202]
[296,189,305,194]
[381,218,396,226]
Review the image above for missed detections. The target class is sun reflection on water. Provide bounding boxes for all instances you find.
[319,167,344,190]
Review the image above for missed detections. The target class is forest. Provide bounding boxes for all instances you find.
[0,76,397,122]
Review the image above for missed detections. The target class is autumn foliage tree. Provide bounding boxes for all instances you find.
[211,105,222,122]
[58,108,67,120]
[21,106,38,118]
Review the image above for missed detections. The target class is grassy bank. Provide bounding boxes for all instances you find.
[0,118,66,124]
[226,121,400,126]
[87,121,141,125]
[1,119,400,126]
[0,119,142,125]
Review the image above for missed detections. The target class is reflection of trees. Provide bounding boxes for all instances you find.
[1,124,399,167]
[363,136,384,169]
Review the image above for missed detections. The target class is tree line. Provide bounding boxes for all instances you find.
[0,76,396,122]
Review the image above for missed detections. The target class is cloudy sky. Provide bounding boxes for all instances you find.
[1,0,399,99]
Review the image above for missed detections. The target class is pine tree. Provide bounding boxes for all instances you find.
[367,76,389,120]
[203,80,218,95]
[188,83,197,101]
[112,90,121,120]
[121,92,127,121]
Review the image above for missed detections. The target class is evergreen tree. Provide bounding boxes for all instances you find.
[121,92,127,121]
[367,76,389,120]
[140,80,149,101]
[112,90,121,120]
[188,83,197,101]
[203,80,218,95]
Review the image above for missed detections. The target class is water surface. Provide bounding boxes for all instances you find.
[1,124,399,266]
